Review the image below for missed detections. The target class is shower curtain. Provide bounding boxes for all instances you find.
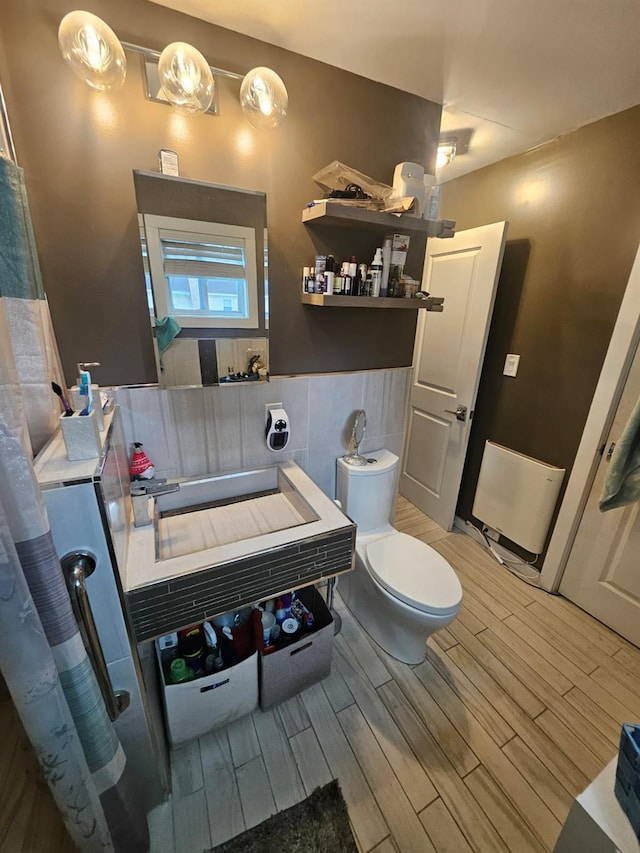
[0,153,64,456]
[0,148,149,848]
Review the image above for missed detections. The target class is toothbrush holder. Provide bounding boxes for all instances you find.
[59,410,101,461]
[70,384,104,430]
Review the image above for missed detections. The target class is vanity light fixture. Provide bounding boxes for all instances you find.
[436,139,457,169]
[57,11,288,126]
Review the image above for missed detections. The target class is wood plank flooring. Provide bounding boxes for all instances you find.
[147,495,640,853]
[4,497,637,852]
[0,692,74,852]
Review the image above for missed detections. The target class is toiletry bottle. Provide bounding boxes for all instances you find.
[307,270,316,293]
[370,248,383,297]
[381,238,392,297]
[424,181,441,220]
[348,256,357,281]
[340,261,351,295]
[357,263,368,296]
[302,266,310,293]
[325,255,335,296]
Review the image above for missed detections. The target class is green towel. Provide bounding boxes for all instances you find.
[154,315,181,368]
[599,395,640,511]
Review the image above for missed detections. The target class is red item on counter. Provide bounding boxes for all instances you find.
[130,442,155,480]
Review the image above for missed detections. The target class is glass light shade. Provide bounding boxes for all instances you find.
[240,67,288,130]
[436,142,457,169]
[158,42,214,115]
[58,11,126,91]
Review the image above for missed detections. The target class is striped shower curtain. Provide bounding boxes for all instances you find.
[0,155,64,456]
[0,155,149,849]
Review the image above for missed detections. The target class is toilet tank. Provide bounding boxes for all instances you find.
[336,449,399,533]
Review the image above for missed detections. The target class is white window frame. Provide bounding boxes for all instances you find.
[143,213,260,330]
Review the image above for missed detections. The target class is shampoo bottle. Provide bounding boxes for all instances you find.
[370,248,383,297]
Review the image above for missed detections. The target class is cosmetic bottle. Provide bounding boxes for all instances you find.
[370,248,383,297]
[315,254,327,293]
[325,255,335,296]
[348,256,357,280]
[381,238,392,296]
[340,262,351,295]
[307,270,316,293]
[357,264,368,296]
[302,266,310,293]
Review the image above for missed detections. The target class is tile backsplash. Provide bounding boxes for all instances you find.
[115,368,411,498]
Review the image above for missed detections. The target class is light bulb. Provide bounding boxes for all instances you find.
[158,42,214,115]
[240,67,288,130]
[58,11,126,91]
[436,142,457,169]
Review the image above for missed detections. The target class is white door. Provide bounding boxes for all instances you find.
[559,336,640,646]
[400,222,508,530]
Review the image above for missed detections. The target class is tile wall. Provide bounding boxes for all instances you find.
[115,368,411,498]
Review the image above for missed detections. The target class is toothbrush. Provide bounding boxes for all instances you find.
[79,369,93,416]
[51,381,74,416]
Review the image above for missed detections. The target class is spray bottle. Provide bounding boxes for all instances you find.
[370,248,383,297]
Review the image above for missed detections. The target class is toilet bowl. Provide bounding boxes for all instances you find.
[336,449,462,665]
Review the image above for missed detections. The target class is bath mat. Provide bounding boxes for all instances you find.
[207,779,358,853]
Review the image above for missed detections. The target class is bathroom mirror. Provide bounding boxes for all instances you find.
[133,170,269,388]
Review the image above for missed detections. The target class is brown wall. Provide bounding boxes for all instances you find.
[0,0,441,386]
[441,106,640,556]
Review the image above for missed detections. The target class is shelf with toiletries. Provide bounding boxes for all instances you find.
[300,227,450,308]
[302,200,455,238]
[300,293,443,311]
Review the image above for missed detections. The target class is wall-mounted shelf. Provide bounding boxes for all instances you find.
[301,293,444,311]
[302,201,455,239]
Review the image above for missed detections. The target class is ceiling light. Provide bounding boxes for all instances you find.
[58,10,126,91]
[240,67,288,130]
[158,42,214,116]
[436,140,457,169]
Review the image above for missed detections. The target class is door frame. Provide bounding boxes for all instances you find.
[541,242,640,591]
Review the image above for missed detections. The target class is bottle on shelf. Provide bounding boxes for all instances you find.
[370,248,383,297]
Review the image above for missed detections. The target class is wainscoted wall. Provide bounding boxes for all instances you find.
[115,368,411,498]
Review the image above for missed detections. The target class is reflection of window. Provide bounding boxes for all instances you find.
[143,214,259,329]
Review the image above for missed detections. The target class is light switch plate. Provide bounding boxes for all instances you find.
[503,354,520,377]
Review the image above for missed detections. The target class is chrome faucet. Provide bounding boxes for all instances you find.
[130,479,180,527]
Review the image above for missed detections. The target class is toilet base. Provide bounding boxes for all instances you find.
[339,547,458,665]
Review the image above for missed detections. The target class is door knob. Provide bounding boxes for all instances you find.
[444,404,468,422]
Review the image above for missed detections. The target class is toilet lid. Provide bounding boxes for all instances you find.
[365,532,462,616]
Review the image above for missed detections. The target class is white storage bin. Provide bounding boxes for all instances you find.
[259,586,334,710]
[157,648,258,747]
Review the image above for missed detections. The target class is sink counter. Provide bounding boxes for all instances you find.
[123,461,355,641]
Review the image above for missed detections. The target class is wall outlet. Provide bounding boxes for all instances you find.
[483,525,501,542]
[503,354,520,377]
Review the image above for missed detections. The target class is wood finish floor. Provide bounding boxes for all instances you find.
[148,496,640,853]
[2,497,638,851]
[0,694,74,852]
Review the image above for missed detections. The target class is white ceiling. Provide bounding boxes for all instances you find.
[151,0,640,181]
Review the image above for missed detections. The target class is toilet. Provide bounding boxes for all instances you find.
[336,448,462,665]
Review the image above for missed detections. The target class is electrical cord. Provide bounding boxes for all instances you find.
[465,521,543,588]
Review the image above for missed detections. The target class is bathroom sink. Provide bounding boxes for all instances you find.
[154,466,319,561]
[122,461,355,641]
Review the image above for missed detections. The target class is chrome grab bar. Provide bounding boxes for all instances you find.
[61,552,130,722]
